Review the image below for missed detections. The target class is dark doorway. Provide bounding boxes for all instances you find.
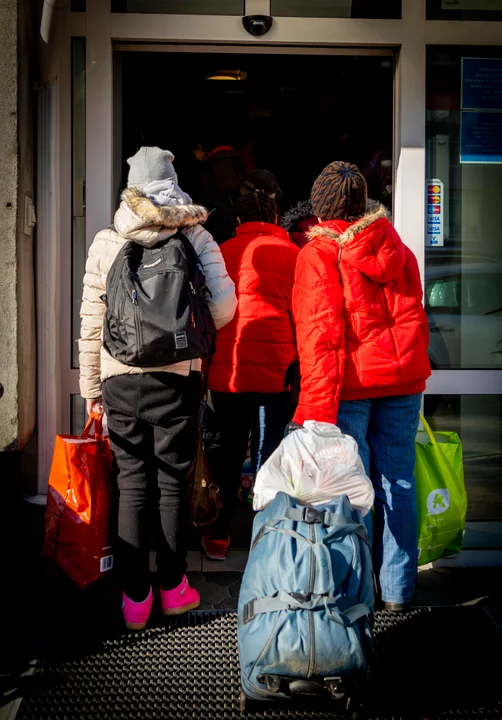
[114,48,394,548]
[117,50,394,212]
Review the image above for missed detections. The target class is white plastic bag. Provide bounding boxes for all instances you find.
[253,421,374,516]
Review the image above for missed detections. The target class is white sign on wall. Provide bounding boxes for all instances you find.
[426,179,444,247]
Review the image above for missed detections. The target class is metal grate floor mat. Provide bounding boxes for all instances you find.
[15,608,502,720]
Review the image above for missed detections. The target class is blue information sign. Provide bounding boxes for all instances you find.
[462,58,502,110]
[460,111,502,163]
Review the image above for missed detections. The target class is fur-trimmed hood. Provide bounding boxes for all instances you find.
[306,205,406,284]
[282,199,315,232]
[305,205,388,244]
[113,188,208,248]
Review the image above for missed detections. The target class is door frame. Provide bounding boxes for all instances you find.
[37,0,502,532]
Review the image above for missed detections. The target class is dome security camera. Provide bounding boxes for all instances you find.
[242,15,273,37]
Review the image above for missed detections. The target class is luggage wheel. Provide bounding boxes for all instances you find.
[325,676,346,701]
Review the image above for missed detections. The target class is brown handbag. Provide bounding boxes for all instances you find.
[188,426,222,527]
[187,366,223,527]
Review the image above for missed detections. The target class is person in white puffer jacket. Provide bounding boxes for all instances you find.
[79,147,237,629]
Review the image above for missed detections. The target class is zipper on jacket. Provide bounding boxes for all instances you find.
[112,257,129,318]
[131,289,143,353]
[307,523,316,678]
[189,281,196,328]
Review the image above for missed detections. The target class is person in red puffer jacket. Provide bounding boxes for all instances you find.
[205,190,300,560]
[292,161,430,611]
[281,199,318,249]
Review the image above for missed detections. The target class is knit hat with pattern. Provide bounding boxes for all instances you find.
[311,161,367,222]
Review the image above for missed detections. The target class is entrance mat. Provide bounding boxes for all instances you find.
[16,608,502,719]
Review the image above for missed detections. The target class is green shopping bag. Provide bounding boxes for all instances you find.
[415,414,467,566]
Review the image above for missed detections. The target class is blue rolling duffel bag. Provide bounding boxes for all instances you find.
[237,492,375,712]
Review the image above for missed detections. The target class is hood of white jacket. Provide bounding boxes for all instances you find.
[113,187,209,248]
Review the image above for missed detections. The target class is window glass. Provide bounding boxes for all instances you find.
[111,0,243,13]
[272,0,401,18]
[424,395,502,521]
[427,0,502,21]
[71,38,86,369]
[71,395,86,436]
[426,47,502,370]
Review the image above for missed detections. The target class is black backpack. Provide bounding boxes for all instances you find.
[102,230,216,367]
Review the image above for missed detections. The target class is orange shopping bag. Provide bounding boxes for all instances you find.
[43,413,114,588]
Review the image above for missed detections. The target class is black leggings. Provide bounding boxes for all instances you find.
[103,372,201,602]
[210,391,292,540]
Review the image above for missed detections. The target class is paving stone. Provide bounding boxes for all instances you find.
[413,567,502,607]
[192,579,229,605]
[228,580,242,599]
[203,571,242,587]
[214,596,238,611]
[202,550,248,573]
[186,571,204,586]
[196,601,214,611]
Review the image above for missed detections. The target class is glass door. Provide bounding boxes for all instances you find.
[426,46,502,527]
[54,0,409,491]
[70,37,87,435]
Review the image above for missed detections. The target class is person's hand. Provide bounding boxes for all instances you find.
[86,398,104,417]
[284,421,303,437]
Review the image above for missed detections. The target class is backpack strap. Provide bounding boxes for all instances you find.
[172,228,201,264]
[250,515,369,553]
[283,508,370,544]
[171,229,213,298]
[243,591,371,626]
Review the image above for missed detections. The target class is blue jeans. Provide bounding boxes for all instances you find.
[250,405,280,475]
[337,394,422,604]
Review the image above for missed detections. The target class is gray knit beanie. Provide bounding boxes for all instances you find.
[127,146,177,189]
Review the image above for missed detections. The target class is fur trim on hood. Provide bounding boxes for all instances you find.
[306,205,389,245]
[282,199,314,232]
[121,188,208,230]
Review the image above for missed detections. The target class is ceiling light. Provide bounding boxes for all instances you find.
[206,69,248,81]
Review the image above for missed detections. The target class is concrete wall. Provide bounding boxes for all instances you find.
[0,0,20,453]
[17,0,37,451]
[0,0,37,456]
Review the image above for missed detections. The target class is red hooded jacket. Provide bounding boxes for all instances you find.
[209,221,299,394]
[282,199,317,249]
[292,206,430,425]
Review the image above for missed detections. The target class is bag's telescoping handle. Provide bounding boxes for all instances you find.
[81,412,104,440]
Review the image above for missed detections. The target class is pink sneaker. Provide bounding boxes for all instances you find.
[161,576,200,616]
[202,533,230,561]
[122,587,153,630]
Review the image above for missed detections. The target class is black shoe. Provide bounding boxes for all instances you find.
[384,602,407,613]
